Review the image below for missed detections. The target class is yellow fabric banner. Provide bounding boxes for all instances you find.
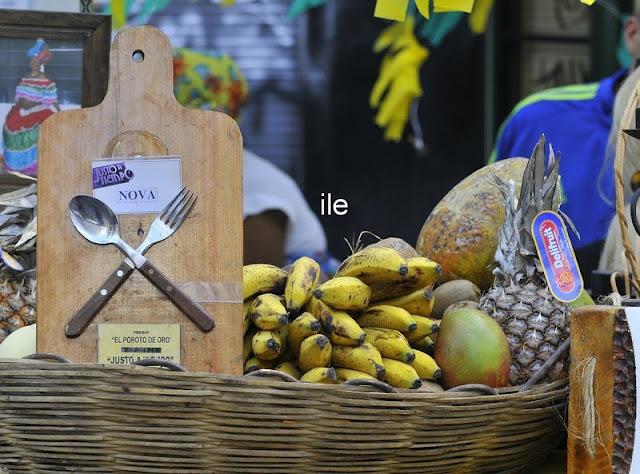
[433,0,474,13]
[374,0,410,21]
[415,0,431,19]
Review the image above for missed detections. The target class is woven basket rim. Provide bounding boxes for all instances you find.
[0,358,569,401]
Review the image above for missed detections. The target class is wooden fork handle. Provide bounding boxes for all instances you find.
[138,260,215,332]
[65,260,135,338]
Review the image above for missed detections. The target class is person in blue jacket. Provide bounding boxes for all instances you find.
[490,15,640,284]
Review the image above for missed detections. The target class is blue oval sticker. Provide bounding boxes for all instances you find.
[531,211,583,303]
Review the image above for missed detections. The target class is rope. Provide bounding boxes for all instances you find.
[581,356,597,459]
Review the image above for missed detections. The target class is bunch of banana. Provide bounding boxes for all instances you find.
[243,245,445,390]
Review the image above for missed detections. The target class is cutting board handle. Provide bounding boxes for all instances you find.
[101,26,179,115]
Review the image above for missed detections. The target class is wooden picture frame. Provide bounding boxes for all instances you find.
[0,9,111,107]
[0,9,110,185]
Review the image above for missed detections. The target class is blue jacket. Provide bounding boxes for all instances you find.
[491,69,627,249]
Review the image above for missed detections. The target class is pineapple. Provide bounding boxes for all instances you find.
[0,181,36,344]
[479,135,570,386]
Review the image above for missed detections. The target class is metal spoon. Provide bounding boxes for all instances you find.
[68,195,214,332]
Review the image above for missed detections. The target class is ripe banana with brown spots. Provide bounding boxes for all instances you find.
[335,248,408,301]
[358,305,417,333]
[363,328,415,363]
[252,330,283,361]
[298,334,332,372]
[382,358,422,389]
[403,315,440,343]
[410,349,441,381]
[313,276,371,311]
[249,293,289,330]
[306,296,365,346]
[376,287,435,316]
[243,264,288,300]
[284,256,321,312]
[335,368,377,382]
[301,367,337,384]
[287,312,322,355]
[331,342,385,378]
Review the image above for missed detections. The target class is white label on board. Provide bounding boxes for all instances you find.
[92,157,182,214]
[625,307,640,473]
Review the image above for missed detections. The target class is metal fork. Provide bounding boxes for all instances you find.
[65,188,197,338]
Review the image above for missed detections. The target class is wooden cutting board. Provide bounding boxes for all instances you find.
[36,26,243,374]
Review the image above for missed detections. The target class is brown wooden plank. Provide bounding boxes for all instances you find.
[567,305,616,474]
[36,26,243,375]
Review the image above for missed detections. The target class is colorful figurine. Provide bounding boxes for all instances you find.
[2,39,60,175]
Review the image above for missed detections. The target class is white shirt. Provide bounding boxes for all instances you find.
[243,149,327,257]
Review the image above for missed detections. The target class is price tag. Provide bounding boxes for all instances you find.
[531,211,583,303]
[92,156,182,214]
[98,324,181,365]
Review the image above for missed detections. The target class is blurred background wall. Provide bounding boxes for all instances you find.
[4,0,635,259]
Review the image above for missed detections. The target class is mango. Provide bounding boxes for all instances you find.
[416,158,527,290]
[434,308,510,389]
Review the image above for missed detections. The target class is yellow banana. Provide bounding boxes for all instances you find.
[300,367,337,384]
[243,264,288,300]
[363,328,415,363]
[368,257,442,301]
[411,335,435,355]
[313,277,371,311]
[335,248,408,292]
[376,287,434,316]
[410,349,442,382]
[335,368,377,382]
[249,293,289,330]
[284,256,321,312]
[244,356,273,374]
[277,325,289,353]
[306,296,365,346]
[287,312,322,355]
[405,257,442,289]
[382,358,422,389]
[244,328,256,361]
[252,330,283,361]
[332,342,385,378]
[243,296,256,334]
[275,347,296,364]
[298,334,332,372]
[429,322,439,343]
[404,315,440,343]
[275,361,302,379]
[358,305,417,333]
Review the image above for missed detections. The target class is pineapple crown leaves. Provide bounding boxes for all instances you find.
[491,134,562,287]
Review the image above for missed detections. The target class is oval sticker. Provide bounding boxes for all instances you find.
[531,211,583,303]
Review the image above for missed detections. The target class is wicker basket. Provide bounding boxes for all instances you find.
[0,358,567,473]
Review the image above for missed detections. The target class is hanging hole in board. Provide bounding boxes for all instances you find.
[132,50,145,63]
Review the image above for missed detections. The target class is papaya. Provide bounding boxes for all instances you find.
[416,158,527,291]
